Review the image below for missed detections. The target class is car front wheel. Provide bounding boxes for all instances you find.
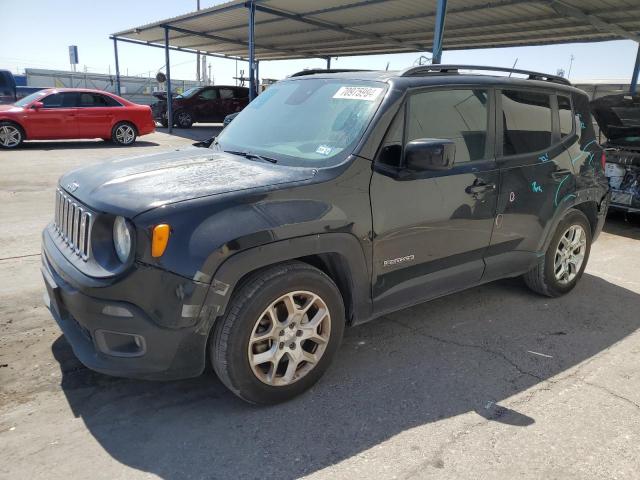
[524,209,592,297]
[174,111,193,128]
[111,122,137,146]
[0,121,24,149]
[211,261,345,404]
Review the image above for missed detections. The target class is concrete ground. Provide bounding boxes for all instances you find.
[1,129,639,480]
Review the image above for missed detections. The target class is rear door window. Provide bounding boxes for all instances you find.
[219,88,235,99]
[407,88,490,163]
[76,93,121,107]
[501,90,552,155]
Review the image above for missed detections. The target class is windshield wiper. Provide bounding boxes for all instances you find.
[224,150,278,164]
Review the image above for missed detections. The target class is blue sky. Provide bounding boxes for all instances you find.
[1,0,638,85]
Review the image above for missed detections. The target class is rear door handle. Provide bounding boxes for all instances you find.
[551,169,572,179]
[465,183,496,195]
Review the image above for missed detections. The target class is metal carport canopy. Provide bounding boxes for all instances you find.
[112,0,640,62]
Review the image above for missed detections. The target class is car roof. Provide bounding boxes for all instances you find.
[39,87,117,94]
[200,85,248,89]
[284,69,584,96]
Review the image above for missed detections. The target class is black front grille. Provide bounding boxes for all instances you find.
[53,189,94,261]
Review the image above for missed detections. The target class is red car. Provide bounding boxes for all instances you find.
[0,88,155,149]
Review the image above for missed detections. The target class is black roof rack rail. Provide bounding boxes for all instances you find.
[289,68,372,77]
[399,64,571,86]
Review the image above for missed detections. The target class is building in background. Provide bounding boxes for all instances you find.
[16,68,206,105]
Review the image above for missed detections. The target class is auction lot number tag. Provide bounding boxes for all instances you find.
[333,86,383,101]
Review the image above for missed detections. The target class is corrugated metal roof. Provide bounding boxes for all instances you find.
[112,0,640,61]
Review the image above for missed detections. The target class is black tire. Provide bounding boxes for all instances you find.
[523,209,592,297]
[174,110,193,128]
[160,119,169,128]
[111,122,137,146]
[211,261,345,405]
[0,121,25,149]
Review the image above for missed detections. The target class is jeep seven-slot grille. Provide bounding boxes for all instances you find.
[53,189,93,261]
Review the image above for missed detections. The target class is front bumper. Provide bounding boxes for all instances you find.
[41,228,210,380]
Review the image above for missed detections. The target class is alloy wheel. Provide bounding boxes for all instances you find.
[0,125,22,148]
[554,224,587,285]
[247,291,331,386]
[177,112,192,127]
[115,124,135,144]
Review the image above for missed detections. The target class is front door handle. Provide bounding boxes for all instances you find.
[551,169,572,180]
[465,183,496,195]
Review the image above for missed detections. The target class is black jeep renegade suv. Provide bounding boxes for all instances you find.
[42,65,610,404]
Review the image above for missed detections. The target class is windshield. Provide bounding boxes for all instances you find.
[176,87,200,99]
[14,90,47,107]
[214,78,386,166]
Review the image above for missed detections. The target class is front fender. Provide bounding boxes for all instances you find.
[195,233,372,334]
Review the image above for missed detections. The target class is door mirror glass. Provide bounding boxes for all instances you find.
[404,139,455,171]
[32,101,43,110]
[193,137,215,148]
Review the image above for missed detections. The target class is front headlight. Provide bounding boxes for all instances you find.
[113,216,133,263]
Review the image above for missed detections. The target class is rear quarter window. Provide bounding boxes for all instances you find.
[572,92,598,148]
[558,95,574,138]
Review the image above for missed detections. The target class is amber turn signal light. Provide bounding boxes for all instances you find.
[151,224,171,257]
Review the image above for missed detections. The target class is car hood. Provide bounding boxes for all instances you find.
[59,148,316,217]
[0,104,22,112]
[590,94,640,147]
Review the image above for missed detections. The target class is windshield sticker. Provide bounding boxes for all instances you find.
[316,145,332,156]
[333,86,383,101]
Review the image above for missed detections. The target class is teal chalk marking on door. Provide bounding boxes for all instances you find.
[571,139,598,165]
[554,174,571,206]
[571,151,587,164]
[531,181,543,193]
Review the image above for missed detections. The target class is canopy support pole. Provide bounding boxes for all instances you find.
[113,38,121,96]
[326,57,331,69]
[631,43,640,96]
[247,0,257,101]
[432,0,448,64]
[164,26,173,134]
[255,60,260,93]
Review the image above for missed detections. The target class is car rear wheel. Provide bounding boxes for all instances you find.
[111,122,137,146]
[211,261,345,404]
[174,111,193,128]
[0,122,24,149]
[523,209,592,297]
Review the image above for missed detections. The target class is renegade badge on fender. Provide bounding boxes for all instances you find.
[42,66,610,404]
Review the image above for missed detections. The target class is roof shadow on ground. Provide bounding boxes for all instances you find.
[52,272,640,479]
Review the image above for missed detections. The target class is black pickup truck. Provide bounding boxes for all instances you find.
[0,70,17,105]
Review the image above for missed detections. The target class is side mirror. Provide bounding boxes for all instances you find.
[32,101,44,110]
[404,139,455,172]
[193,137,215,148]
